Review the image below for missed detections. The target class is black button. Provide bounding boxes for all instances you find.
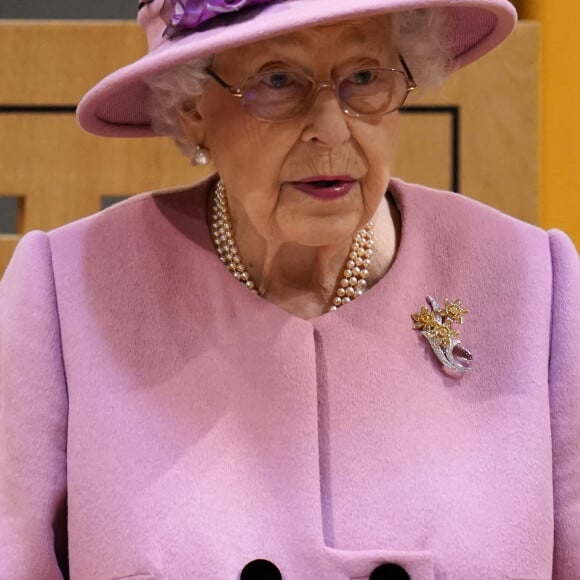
[369,563,410,580]
[240,559,282,580]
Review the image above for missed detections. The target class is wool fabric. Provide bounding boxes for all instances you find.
[0,178,578,579]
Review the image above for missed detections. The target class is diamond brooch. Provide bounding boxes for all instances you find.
[412,296,473,373]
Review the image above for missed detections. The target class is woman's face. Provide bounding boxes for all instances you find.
[185,15,401,247]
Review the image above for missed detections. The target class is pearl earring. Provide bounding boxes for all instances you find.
[192,145,211,166]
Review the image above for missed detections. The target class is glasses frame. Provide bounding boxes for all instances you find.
[205,55,417,122]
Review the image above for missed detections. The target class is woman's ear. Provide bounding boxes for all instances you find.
[177,98,206,146]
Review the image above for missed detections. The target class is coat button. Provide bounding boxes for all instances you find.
[369,563,411,580]
[240,559,282,580]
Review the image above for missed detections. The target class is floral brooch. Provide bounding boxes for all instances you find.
[412,297,473,373]
[157,0,274,36]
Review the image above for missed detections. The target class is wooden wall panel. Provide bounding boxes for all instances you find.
[0,20,540,277]
[514,1,580,245]
[396,21,540,223]
[0,235,19,278]
[0,114,204,231]
[396,111,455,192]
[0,22,147,105]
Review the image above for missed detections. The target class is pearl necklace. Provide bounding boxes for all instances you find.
[210,180,374,311]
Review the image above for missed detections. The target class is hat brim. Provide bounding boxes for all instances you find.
[76,0,517,137]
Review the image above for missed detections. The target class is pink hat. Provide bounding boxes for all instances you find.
[77,0,517,137]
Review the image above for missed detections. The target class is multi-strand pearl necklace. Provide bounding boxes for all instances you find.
[210,180,374,312]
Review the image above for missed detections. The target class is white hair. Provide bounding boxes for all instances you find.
[145,8,453,155]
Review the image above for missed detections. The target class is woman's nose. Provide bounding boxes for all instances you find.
[301,87,351,148]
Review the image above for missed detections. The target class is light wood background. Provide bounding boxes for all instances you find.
[0,20,540,276]
[514,0,580,245]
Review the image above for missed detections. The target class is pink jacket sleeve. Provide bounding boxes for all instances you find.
[548,230,580,578]
[0,231,68,579]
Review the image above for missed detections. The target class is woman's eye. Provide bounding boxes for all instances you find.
[348,69,377,85]
[262,72,293,89]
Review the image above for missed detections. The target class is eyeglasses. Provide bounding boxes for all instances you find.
[205,56,416,122]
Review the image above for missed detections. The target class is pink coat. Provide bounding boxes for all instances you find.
[0,177,578,580]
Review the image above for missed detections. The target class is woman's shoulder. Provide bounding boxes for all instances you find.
[389,177,547,242]
[389,178,577,288]
[47,174,216,244]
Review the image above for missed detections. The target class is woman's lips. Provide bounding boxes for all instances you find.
[289,176,356,199]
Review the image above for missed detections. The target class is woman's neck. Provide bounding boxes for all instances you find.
[221,195,400,320]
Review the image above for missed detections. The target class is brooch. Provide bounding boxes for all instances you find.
[411,296,473,373]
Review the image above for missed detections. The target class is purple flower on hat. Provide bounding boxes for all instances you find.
[168,0,272,29]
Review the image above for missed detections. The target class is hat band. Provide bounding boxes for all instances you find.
[163,0,275,37]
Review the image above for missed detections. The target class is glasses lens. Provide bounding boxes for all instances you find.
[338,68,410,116]
[242,70,313,121]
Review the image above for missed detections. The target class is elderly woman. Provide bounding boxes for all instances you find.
[0,0,578,578]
